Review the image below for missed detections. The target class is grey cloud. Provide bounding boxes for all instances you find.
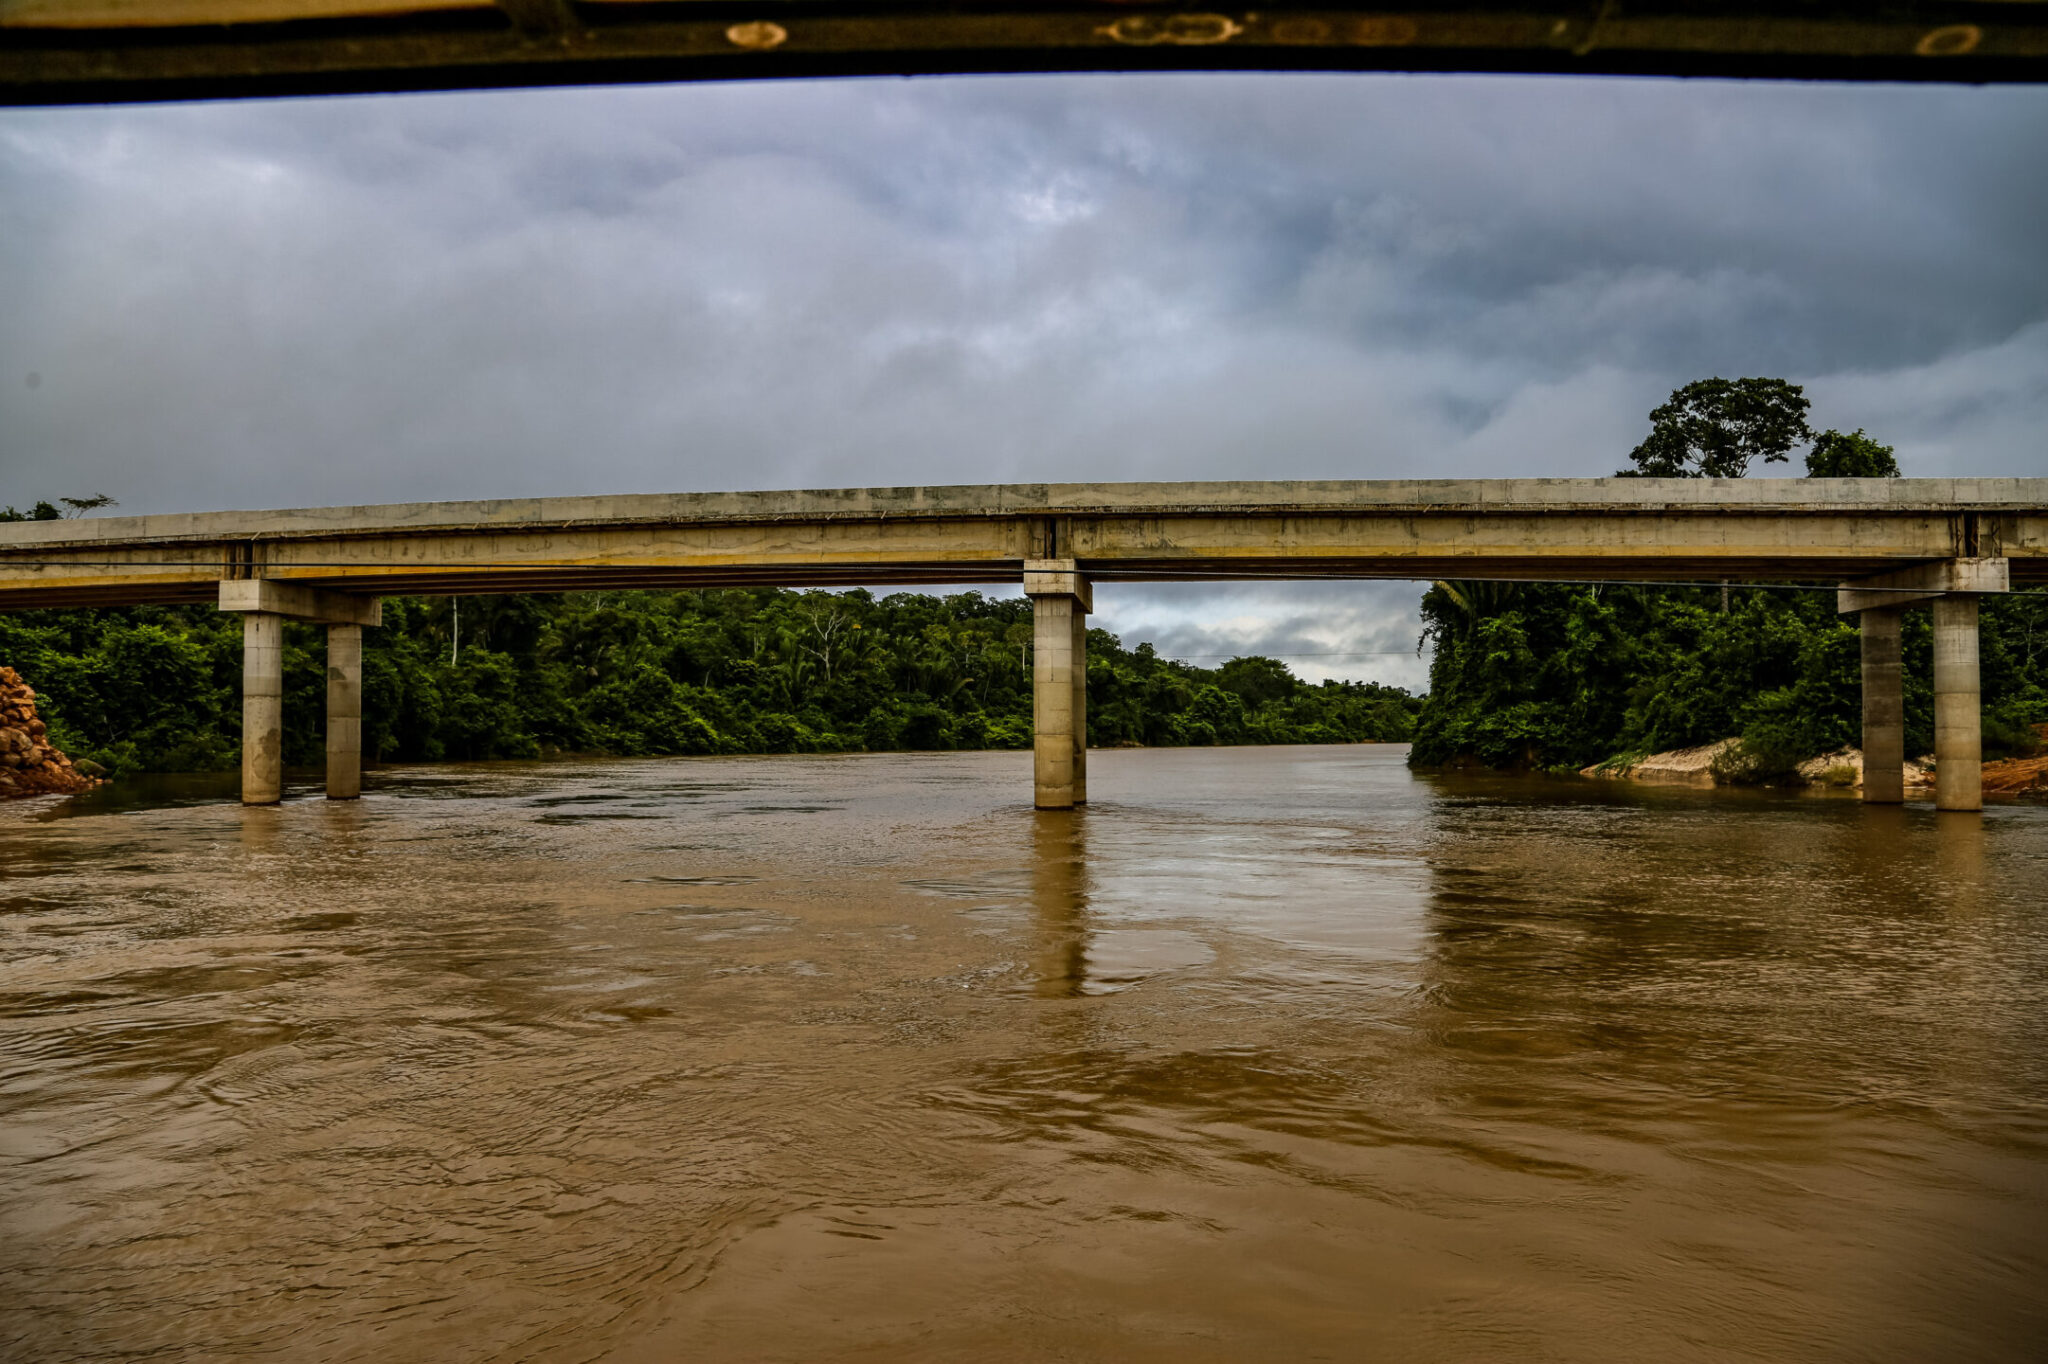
[1091,581,1432,693]
[3,72,2044,521]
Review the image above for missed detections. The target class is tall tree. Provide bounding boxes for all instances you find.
[1617,378,1812,478]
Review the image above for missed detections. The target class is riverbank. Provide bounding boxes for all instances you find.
[1582,737,2047,795]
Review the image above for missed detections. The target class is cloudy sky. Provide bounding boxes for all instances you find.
[3,73,2044,685]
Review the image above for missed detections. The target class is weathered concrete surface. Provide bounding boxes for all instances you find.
[219,579,382,626]
[1838,557,2011,613]
[1934,596,1983,812]
[3,479,2043,610]
[241,613,284,806]
[1022,561,1094,613]
[327,624,363,801]
[219,580,378,802]
[1026,562,1089,811]
[1861,607,1906,804]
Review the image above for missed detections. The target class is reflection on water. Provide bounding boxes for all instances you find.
[1031,810,1090,996]
[2,747,2044,1362]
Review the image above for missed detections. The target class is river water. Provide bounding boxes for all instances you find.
[2,746,2044,1362]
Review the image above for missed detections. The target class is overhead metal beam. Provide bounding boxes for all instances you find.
[4,4,2046,106]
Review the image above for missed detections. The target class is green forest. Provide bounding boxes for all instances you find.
[1411,581,2047,778]
[0,589,1420,777]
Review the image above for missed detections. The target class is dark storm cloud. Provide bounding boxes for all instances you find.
[5,72,2045,517]
[3,74,2043,670]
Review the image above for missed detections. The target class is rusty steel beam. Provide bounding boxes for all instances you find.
[3,4,2046,105]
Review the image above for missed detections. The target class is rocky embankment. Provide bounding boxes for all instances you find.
[1580,741,1733,787]
[0,667,101,800]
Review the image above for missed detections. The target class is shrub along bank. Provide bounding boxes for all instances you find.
[0,588,1419,777]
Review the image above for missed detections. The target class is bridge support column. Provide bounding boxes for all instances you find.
[1025,561,1091,810]
[1859,607,1904,804]
[219,581,381,807]
[1933,595,1982,813]
[327,624,363,800]
[241,613,285,806]
[1840,559,2002,814]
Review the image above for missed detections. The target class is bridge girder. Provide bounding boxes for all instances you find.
[1,479,2043,611]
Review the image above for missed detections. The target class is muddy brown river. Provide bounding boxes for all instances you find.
[2,745,2044,1361]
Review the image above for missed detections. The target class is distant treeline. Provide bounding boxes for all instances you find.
[1410,579,2048,777]
[0,589,1419,776]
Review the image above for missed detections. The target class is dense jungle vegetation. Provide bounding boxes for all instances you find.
[0,589,1420,776]
[1409,581,2048,776]
[1411,378,2048,776]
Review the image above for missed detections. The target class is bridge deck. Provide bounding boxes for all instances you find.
[1,478,2043,610]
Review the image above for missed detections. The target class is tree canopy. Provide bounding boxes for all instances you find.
[1805,429,1901,478]
[0,494,118,522]
[1617,377,1813,478]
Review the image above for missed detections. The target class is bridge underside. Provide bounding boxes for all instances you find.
[4,2,2045,105]
[15,554,2048,612]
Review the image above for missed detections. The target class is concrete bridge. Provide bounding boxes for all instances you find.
[1,478,2042,812]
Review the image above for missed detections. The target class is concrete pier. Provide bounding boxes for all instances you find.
[1859,607,1905,804]
[241,613,284,806]
[327,624,363,800]
[1840,558,2003,814]
[218,581,380,806]
[1025,561,1091,810]
[1933,595,1982,813]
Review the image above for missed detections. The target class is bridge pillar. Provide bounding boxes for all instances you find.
[241,613,285,806]
[327,624,363,800]
[1840,559,2001,814]
[1025,561,1091,810]
[1859,607,1904,804]
[218,581,381,806]
[1933,595,1982,813]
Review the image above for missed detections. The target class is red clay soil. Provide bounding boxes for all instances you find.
[1982,753,2048,795]
[1979,723,2048,796]
[0,667,102,800]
